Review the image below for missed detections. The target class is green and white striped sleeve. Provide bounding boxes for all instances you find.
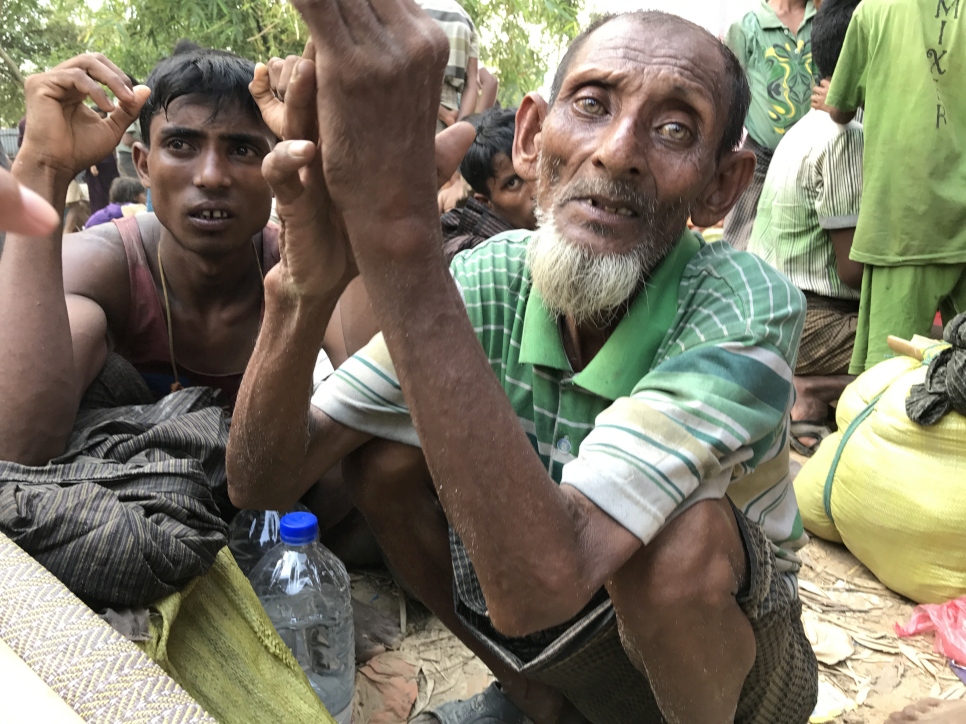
[560,246,806,545]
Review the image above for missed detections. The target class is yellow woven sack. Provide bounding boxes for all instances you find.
[138,547,337,724]
[794,352,966,604]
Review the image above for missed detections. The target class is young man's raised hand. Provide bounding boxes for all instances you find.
[16,54,150,191]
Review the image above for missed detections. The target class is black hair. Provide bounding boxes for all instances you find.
[109,176,146,204]
[548,11,750,158]
[172,39,203,56]
[138,47,264,143]
[812,0,862,78]
[460,107,518,198]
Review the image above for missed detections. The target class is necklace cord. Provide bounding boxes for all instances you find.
[156,236,265,394]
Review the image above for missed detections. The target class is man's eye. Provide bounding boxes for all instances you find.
[506,177,521,189]
[167,139,187,150]
[657,122,692,141]
[574,97,605,116]
[235,145,255,157]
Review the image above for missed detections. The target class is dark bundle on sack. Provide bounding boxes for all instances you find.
[906,312,966,426]
[0,355,230,610]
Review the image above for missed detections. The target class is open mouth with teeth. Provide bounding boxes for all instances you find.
[191,209,233,220]
[585,198,638,217]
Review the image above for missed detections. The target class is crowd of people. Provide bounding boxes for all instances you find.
[0,0,963,722]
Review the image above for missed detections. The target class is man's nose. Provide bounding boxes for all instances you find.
[592,115,645,178]
[194,147,232,189]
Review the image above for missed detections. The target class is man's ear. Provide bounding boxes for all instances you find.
[132,141,151,190]
[472,192,492,208]
[690,149,755,227]
[512,92,547,184]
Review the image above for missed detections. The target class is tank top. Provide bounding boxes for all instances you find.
[112,214,280,407]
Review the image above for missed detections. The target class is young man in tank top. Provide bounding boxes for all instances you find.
[0,48,474,569]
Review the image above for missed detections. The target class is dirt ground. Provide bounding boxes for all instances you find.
[348,473,965,723]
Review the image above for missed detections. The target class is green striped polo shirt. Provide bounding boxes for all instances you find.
[748,108,864,300]
[312,230,808,575]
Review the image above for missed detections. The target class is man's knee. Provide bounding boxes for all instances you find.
[608,498,748,629]
[342,437,432,510]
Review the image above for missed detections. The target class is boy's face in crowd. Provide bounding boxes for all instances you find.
[136,95,274,254]
[482,152,537,230]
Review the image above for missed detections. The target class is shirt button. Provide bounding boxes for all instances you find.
[556,437,572,454]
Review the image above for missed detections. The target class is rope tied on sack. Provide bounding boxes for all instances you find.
[906,312,966,426]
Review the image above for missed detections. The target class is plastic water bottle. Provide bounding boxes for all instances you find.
[249,512,355,723]
[228,504,309,576]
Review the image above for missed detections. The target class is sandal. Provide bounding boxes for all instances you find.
[789,419,832,457]
[411,682,533,723]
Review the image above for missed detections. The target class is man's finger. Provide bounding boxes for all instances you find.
[49,68,117,114]
[282,59,317,142]
[434,121,476,190]
[68,54,136,106]
[267,57,285,98]
[291,0,354,57]
[0,168,60,236]
[262,140,316,205]
[277,55,300,100]
[251,64,281,112]
[105,85,151,139]
[302,38,316,60]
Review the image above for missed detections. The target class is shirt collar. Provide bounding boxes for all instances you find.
[754,1,816,31]
[519,229,703,400]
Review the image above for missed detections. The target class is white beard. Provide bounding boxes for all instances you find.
[526,206,668,326]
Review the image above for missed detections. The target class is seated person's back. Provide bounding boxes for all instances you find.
[749,0,864,455]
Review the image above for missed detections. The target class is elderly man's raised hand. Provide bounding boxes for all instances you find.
[17,54,150,185]
[291,0,450,246]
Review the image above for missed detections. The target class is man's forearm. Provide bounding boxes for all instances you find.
[457,60,480,121]
[352,225,595,635]
[0,162,78,464]
[227,287,340,509]
[828,105,856,124]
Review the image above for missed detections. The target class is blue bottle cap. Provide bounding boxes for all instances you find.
[279,512,319,546]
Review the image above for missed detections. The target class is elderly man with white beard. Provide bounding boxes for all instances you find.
[227,5,818,723]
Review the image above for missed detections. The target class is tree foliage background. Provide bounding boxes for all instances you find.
[0,0,581,128]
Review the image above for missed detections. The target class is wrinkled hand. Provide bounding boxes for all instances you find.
[17,54,150,181]
[292,0,450,239]
[811,79,830,112]
[262,56,356,301]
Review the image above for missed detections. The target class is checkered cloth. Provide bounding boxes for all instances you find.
[441,197,517,261]
[451,505,818,723]
[415,0,479,109]
[797,291,860,376]
[0,354,230,610]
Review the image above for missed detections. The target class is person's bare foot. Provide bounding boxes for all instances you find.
[886,699,966,723]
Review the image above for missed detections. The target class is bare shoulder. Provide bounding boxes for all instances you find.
[62,220,137,338]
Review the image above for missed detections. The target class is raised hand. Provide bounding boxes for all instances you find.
[291,0,450,241]
[250,41,317,141]
[261,56,356,302]
[16,54,150,182]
